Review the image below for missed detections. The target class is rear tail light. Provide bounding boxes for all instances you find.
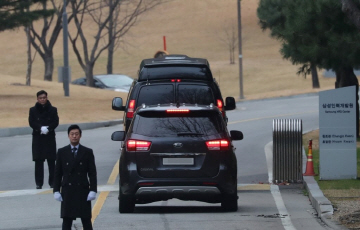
[126,99,135,118]
[138,182,154,186]
[206,139,229,150]
[171,79,181,82]
[217,99,225,117]
[127,139,151,151]
[166,109,190,113]
[203,182,217,186]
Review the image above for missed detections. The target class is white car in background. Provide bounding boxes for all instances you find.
[72,74,134,93]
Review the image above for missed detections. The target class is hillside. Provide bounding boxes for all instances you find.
[0,0,336,128]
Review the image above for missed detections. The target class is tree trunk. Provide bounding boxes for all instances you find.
[310,63,320,88]
[107,0,114,74]
[85,64,95,87]
[229,46,233,64]
[44,53,54,81]
[107,29,114,74]
[335,66,359,137]
[25,26,32,86]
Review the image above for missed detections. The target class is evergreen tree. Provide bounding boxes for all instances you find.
[257,0,360,136]
[0,0,54,32]
[258,0,321,88]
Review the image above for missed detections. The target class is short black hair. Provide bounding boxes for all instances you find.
[68,124,82,135]
[36,90,48,97]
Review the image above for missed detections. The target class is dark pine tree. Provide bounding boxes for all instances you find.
[258,0,360,136]
[0,0,54,32]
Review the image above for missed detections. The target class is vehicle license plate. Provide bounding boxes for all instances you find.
[163,158,194,165]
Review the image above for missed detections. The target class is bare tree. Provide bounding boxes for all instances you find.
[25,25,32,86]
[68,0,118,86]
[104,0,164,74]
[68,0,164,83]
[29,0,74,81]
[25,1,32,86]
[217,22,238,64]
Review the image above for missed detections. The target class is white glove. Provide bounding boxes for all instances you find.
[54,192,63,202]
[40,126,49,135]
[87,191,97,201]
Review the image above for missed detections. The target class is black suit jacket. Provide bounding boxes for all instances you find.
[29,101,59,161]
[53,144,97,218]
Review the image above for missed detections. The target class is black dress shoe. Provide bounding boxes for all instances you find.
[36,185,42,189]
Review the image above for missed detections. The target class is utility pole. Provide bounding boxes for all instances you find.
[62,0,70,96]
[237,0,244,99]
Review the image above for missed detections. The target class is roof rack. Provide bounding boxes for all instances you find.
[138,55,214,82]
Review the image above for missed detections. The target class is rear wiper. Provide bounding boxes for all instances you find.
[177,132,204,136]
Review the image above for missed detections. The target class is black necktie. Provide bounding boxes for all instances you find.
[72,148,77,158]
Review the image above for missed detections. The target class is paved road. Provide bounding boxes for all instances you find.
[0,94,335,230]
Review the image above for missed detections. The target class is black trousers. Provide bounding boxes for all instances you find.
[62,217,93,230]
[34,159,55,187]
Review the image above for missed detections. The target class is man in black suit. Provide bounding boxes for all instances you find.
[29,90,59,189]
[53,125,97,230]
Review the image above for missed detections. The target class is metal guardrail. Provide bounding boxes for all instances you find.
[273,119,303,183]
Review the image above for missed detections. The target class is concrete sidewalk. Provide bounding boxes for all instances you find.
[265,141,347,230]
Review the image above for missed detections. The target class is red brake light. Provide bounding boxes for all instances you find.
[206,139,229,150]
[166,109,190,113]
[171,79,181,82]
[127,139,151,151]
[127,99,135,118]
[217,99,223,108]
[217,99,225,117]
[138,182,154,186]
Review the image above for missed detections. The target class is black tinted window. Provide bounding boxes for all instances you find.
[133,112,224,137]
[178,85,214,105]
[139,66,212,81]
[137,85,174,106]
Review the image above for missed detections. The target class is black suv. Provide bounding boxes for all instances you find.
[112,55,236,132]
[111,104,243,213]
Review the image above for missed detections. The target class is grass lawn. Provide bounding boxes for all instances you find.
[303,130,360,196]
[310,148,360,190]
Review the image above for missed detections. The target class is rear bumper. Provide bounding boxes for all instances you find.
[135,186,221,203]
[120,162,237,203]
[136,186,220,195]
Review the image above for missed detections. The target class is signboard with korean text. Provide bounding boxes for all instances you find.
[319,86,357,180]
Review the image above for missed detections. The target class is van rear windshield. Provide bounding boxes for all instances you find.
[178,85,214,104]
[139,66,213,81]
[137,85,174,106]
[132,113,224,137]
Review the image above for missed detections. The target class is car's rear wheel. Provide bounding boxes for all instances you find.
[119,189,135,213]
[221,194,238,212]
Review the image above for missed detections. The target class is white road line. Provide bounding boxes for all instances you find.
[265,141,297,230]
[271,184,296,230]
[1,183,271,198]
[0,184,119,198]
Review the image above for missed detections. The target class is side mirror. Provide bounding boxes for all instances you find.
[112,97,125,111]
[224,97,236,111]
[111,131,125,141]
[230,130,243,141]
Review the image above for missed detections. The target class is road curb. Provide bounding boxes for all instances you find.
[301,151,348,230]
[302,176,346,229]
[0,119,123,137]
